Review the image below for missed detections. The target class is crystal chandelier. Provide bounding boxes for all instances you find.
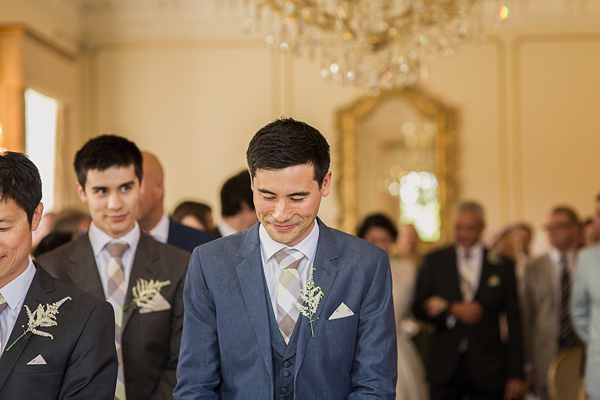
[242,0,509,88]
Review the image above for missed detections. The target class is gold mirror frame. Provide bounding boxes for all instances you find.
[335,87,459,245]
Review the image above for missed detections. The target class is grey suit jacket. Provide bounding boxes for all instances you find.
[522,254,560,400]
[38,232,190,400]
[0,265,117,399]
[174,219,397,400]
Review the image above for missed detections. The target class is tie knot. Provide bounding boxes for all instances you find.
[464,249,471,260]
[106,242,129,259]
[0,294,7,314]
[274,248,304,270]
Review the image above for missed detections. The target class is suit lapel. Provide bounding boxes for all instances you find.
[0,266,54,390]
[475,249,493,299]
[236,225,274,381]
[448,247,463,300]
[66,235,105,300]
[121,233,159,332]
[295,221,339,375]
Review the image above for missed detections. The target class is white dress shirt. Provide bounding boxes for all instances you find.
[456,243,484,295]
[88,221,140,311]
[217,220,237,237]
[0,258,35,355]
[149,213,170,244]
[259,222,320,319]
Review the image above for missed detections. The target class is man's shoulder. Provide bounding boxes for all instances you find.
[423,244,455,260]
[577,243,600,269]
[526,253,551,271]
[168,219,215,251]
[36,235,89,268]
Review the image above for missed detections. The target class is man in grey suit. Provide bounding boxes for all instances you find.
[0,151,117,399]
[523,205,580,400]
[174,118,397,399]
[38,135,190,400]
[572,193,600,400]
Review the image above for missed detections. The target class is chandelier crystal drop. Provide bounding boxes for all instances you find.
[242,0,509,88]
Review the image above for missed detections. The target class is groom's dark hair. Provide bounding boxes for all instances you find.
[246,118,330,189]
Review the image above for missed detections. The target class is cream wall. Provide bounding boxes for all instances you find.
[2,1,600,253]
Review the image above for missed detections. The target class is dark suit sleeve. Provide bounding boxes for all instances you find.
[151,260,187,400]
[348,249,397,400]
[173,249,220,400]
[58,301,117,400]
[502,260,524,380]
[412,253,452,328]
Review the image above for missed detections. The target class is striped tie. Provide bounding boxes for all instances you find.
[559,256,577,349]
[275,248,304,344]
[106,242,129,400]
[0,294,7,353]
[460,250,475,301]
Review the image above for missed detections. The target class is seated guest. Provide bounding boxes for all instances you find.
[213,170,257,238]
[38,135,190,399]
[0,151,117,399]
[136,150,214,252]
[357,213,428,400]
[172,200,215,232]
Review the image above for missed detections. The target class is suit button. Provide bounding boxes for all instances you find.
[281,388,288,394]
[283,361,291,368]
[283,371,290,377]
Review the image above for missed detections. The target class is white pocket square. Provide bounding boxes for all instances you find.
[27,355,47,365]
[139,293,171,314]
[328,302,354,320]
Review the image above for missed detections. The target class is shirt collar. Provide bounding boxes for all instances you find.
[88,221,141,257]
[259,221,320,263]
[549,247,577,266]
[218,220,237,237]
[149,213,170,243]
[456,242,484,258]
[0,258,36,311]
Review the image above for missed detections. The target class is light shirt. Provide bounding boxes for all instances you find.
[149,213,170,244]
[456,243,484,294]
[549,247,577,314]
[217,220,237,237]
[0,258,36,355]
[259,222,320,318]
[88,221,140,310]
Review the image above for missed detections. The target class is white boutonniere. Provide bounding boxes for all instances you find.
[124,278,171,313]
[294,268,324,338]
[487,275,501,287]
[6,297,72,351]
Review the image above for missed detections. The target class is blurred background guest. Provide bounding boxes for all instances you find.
[580,217,599,247]
[213,170,257,238]
[172,200,215,232]
[357,213,428,400]
[32,208,91,258]
[31,211,55,253]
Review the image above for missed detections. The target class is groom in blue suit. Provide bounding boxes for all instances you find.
[174,118,397,399]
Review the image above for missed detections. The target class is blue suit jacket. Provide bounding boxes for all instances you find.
[174,219,397,399]
[167,218,215,253]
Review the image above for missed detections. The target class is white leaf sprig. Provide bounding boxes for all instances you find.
[294,268,324,338]
[124,278,171,311]
[6,296,72,351]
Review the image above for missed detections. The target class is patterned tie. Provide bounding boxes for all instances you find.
[106,242,129,400]
[0,294,7,353]
[274,248,304,344]
[559,255,577,349]
[460,249,475,302]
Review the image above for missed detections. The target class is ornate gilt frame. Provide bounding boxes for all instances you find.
[335,87,459,244]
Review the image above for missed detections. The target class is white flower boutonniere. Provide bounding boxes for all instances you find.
[124,278,171,312]
[294,268,324,338]
[6,296,72,351]
[487,275,501,287]
[487,249,503,265]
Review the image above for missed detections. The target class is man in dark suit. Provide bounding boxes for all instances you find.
[412,201,524,400]
[174,118,397,399]
[137,151,214,252]
[0,151,117,399]
[212,170,257,238]
[38,135,190,400]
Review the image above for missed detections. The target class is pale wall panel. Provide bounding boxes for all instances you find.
[90,44,274,216]
[518,38,600,242]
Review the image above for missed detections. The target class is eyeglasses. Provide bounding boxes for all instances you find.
[545,222,575,231]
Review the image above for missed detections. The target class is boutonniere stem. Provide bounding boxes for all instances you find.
[294,268,324,338]
[6,296,71,352]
